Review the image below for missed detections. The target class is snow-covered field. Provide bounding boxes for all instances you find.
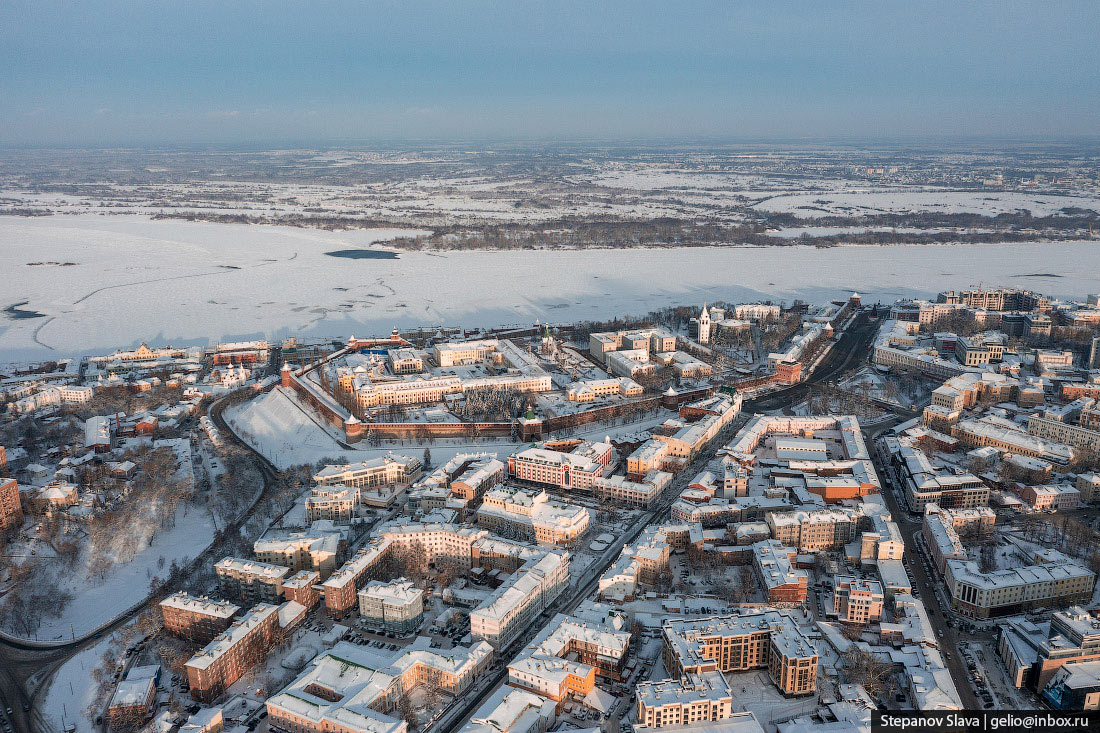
[754,190,1100,218]
[2,214,1098,360]
[226,387,358,469]
[41,630,117,733]
[32,501,217,640]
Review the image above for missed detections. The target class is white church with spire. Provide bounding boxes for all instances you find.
[697,303,712,344]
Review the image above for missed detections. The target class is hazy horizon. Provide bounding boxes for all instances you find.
[3,0,1099,147]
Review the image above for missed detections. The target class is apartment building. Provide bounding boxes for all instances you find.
[937,505,996,535]
[952,417,1074,464]
[627,439,673,479]
[636,670,734,729]
[470,551,570,649]
[1028,415,1100,453]
[314,454,422,498]
[923,511,967,575]
[1020,484,1081,511]
[873,338,978,381]
[282,570,321,610]
[832,576,885,624]
[597,525,675,601]
[358,579,425,634]
[882,439,989,511]
[320,541,394,618]
[215,558,288,605]
[938,288,1046,312]
[507,654,595,703]
[661,612,818,697]
[450,456,506,502]
[186,603,280,702]
[955,334,1005,367]
[766,509,855,553]
[511,612,631,689]
[999,606,1100,690]
[304,486,358,522]
[107,667,158,728]
[752,540,808,604]
[653,406,741,465]
[160,594,239,644]
[1077,474,1100,504]
[407,453,507,518]
[253,528,344,578]
[58,385,94,404]
[0,477,23,532]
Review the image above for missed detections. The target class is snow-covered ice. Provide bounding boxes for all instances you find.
[2,214,1098,360]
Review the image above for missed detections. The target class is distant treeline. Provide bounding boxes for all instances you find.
[50,208,1097,251]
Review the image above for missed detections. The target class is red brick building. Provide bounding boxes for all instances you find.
[282,570,321,610]
[185,604,279,703]
[0,478,23,532]
[160,593,239,644]
[776,360,802,385]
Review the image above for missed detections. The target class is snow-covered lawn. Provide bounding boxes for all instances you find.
[41,624,131,733]
[32,501,217,640]
[2,215,1098,361]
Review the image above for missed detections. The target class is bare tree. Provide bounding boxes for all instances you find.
[842,647,896,699]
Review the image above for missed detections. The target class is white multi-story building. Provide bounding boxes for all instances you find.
[592,470,673,509]
[266,640,491,733]
[311,454,422,511]
[476,487,592,547]
[565,377,643,402]
[358,578,424,634]
[433,339,500,367]
[945,553,1095,619]
[470,551,570,649]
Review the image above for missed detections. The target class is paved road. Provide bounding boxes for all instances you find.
[743,313,892,414]
[865,419,982,710]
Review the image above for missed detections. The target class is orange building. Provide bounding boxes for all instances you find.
[0,478,23,532]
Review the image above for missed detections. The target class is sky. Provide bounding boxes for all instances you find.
[2,0,1099,146]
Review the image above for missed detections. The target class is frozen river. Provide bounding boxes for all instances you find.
[1,214,1098,360]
